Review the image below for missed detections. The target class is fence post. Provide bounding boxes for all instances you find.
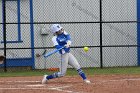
[2,0,7,72]
[30,0,35,69]
[137,0,140,66]
[100,0,103,68]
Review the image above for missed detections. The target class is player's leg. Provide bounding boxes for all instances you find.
[68,53,91,83]
[47,53,69,79]
[68,53,86,79]
[42,53,69,84]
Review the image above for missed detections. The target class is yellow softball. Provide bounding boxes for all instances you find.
[84,47,89,52]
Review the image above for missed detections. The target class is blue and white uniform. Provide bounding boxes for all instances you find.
[42,24,90,84]
[52,31,70,54]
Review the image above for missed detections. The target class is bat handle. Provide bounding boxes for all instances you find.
[44,46,65,58]
[44,54,49,58]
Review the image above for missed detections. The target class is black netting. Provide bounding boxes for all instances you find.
[0,0,138,72]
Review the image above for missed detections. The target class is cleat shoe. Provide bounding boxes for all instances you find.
[84,79,91,84]
[42,75,48,84]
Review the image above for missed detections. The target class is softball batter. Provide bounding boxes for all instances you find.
[42,24,91,84]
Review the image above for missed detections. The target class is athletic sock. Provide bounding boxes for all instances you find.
[77,69,87,80]
[46,75,54,80]
[46,72,58,80]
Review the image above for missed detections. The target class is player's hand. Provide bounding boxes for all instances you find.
[65,43,70,48]
[65,40,71,48]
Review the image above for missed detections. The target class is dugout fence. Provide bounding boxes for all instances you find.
[0,0,139,72]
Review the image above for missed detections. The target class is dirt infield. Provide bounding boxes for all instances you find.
[0,74,140,93]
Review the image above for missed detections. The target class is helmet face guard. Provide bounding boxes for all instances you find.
[50,24,63,34]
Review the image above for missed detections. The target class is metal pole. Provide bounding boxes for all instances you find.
[2,0,7,72]
[100,0,103,68]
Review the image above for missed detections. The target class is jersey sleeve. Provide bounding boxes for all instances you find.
[52,36,58,46]
[52,36,63,49]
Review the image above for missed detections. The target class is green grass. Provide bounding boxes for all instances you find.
[67,67,140,75]
[0,67,140,77]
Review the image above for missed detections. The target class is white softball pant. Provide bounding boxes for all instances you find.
[57,52,81,77]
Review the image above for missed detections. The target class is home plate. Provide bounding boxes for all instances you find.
[26,84,45,87]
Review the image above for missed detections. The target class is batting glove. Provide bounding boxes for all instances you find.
[65,40,71,48]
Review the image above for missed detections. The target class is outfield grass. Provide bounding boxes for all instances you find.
[0,67,140,77]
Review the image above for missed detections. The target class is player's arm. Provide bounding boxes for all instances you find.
[52,36,66,54]
[52,36,64,49]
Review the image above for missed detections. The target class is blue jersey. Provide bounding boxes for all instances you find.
[52,31,71,54]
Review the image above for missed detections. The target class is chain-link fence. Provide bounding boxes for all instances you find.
[0,0,139,72]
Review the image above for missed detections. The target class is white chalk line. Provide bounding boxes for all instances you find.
[48,85,80,93]
[0,78,140,92]
[0,88,48,90]
[26,84,45,87]
[0,85,81,93]
[0,81,81,93]
[27,85,81,93]
[0,80,41,83]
